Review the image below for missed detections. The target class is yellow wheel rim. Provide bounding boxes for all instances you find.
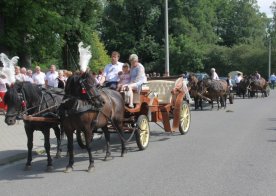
[139,118,150,147]
[180,103,190,133]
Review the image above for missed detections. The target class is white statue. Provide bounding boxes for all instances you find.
[78,42,92,73]
[0,53,19,84]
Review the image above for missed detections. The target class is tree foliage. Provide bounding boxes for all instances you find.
[0,0,274,77]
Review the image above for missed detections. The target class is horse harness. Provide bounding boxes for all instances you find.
[8,86,61,119]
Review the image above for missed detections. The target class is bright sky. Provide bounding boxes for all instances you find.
[257,0,274,18]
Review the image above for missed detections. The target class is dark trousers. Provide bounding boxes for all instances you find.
[271,80,275,89]
[105,81,118,90]
[236,83,240,95]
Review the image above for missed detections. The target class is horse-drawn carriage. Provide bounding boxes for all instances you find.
[2,43,191,172]
[74,76,191,151]
[3,75,191,172]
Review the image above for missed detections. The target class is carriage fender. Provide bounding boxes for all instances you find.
[172,92,185,131]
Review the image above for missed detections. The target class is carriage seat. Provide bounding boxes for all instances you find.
[137,80,175,104]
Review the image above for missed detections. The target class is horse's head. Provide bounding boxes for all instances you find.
[65,71,98,100]
[4,82,41,125]
[4,82,25,125]
[187,73,198,89]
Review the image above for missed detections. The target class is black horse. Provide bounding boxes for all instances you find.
[59,71,126,173]
[4,82,63,171]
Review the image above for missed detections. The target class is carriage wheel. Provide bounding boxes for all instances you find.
[179,101,191,135]
[135,115,150,150]
[76,131,86,149]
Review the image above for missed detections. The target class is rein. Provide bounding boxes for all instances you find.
[6,85,59,119]
[99,89,136,143]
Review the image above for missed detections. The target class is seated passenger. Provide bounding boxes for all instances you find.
[210,68,219,80]
[117,63,131,91]
[122,54,147,108]
[255,71,261,80]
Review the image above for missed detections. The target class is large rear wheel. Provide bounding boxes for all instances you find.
[135,115,150,150]
[179,101,191,135]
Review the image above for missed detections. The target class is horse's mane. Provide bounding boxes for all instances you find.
[4,82,41,106]
[4,84,18,105]
[65,71,97,96]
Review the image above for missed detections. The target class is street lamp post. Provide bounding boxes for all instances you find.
[268,35,271,79]
[165,0,169,76]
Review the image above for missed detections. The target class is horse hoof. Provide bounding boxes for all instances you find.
[46,166,54,172]
[64,166,73,173]
[87,166,95,173]
[24,165,32,171]
[104,156,113,161]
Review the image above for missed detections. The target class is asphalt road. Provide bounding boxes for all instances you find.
[1,91,276,196]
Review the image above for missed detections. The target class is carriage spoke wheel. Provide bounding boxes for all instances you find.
[135,115,150,150]
[179,101,191,135]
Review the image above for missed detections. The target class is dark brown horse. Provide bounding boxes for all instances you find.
[187,74,203,110]
[199,78,228,109]
[249,77,269,97]
[238,75,251,98]
[4,82,63,171]
[59,71,126,172]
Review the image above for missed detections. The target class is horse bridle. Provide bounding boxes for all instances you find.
[5,88,38,119]
[5,90,27,118]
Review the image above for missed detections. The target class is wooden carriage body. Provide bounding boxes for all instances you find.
[124,77,190,133]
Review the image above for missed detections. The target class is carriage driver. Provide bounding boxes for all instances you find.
[100,51,124,90]
[210,68,219,80]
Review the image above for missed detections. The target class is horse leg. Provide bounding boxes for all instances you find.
[194,97,198,110]
[43,129,53,172]
[53,126,62,158]
[216,97,220,110]
[112,120,126,157]
[84,129,95,172]
[24,127,34,171]
[119,129,126,157]
[102,126,112,161]
[64,130,74,173]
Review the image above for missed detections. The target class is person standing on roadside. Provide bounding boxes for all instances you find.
[45,64,58,88]
[32,66,46,85]
[270,73,276,89]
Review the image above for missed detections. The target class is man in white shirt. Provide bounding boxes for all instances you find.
[15,66,24,82]
[235,73,243,96]
[270,73,276,89]
[210,68,219,80]
[100,51,123,89]
[20,67,33,83]
[45,64,58,88]
[32,66,46,85]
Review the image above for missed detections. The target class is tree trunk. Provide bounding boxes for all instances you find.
[18,52,31,68]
